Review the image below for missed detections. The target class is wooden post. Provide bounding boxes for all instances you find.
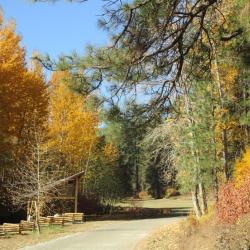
[74,177,79,213]
[27,201,30,220]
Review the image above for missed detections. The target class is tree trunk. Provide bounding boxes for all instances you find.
[191,185,202,218]
[198,183,208,215]
[211,41,230,181]
[135,164,140,192]
[34,201,40,235]
[243,78,249,148]
[222,129,230,180]
[211,168,219,201]
[210,81,219,200]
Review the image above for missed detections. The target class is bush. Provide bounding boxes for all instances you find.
[78,194,102,214]
[217,149,250,223]
[138,191,149,200]
[199,205,214,224]
[216,174,250,223]
[164,188,180,198]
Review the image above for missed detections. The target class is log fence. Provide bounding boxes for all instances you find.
[0,212,84,236]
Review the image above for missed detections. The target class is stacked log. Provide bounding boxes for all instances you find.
[0,212,84,236]
[19,220,34,233]
[3,223,19,234]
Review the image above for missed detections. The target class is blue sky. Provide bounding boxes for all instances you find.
[0,0,148,106]
[0,0,107,61]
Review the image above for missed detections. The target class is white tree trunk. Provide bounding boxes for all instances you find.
[191,185,202,218]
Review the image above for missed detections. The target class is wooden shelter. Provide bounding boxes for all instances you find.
[27,171,84,218]
[52,171,85,212]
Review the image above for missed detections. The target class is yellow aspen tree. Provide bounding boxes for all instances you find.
[0,14,26,155]
[49,71,99,173]
[0,13,48,163]
[15,61,49,158]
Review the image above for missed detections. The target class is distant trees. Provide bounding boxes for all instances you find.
[142,125,176,199]
[102,104,145,195]
[82,138,122,206]
[102,103,164,196]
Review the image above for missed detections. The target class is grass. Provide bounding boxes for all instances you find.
[116,195,193,217]
[38,225,65,234]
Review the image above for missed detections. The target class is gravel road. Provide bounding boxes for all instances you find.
[20,217,183,250]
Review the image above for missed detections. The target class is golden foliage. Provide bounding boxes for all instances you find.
[234,148,250,185]
[49,71,99,171]
[103,143,118,163]
[0,12,48,159]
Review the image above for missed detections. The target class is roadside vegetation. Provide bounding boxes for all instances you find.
[141,149,250,250]
[141,211,250,250]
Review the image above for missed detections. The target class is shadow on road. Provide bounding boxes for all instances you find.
[84,206,191,221]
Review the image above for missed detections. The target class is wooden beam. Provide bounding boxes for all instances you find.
[46,196,75,200]
[74,177,79,213]
[51,171,84,187]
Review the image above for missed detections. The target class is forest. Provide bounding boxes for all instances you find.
[0,0,249,248]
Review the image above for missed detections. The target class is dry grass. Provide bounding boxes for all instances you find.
[139,211,250,250]
[136,221,183,250]
[138,217,216,250]
[0,220,119,250]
